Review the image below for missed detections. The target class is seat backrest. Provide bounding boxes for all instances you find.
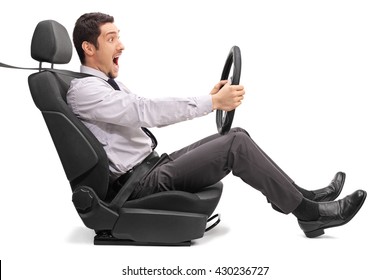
[28,20,110,199]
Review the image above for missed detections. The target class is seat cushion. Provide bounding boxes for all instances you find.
[123,182,223,216]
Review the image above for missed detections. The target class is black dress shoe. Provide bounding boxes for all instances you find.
[312,171,345,202]
[298,190,367,238]
[269,172,346,213]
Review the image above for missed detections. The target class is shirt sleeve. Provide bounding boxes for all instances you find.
[67,77,213,128]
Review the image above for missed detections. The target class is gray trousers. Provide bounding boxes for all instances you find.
[134,127,303,214]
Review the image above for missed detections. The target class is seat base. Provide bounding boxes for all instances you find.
[94,231,191,246]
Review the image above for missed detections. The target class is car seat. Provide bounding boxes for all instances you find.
[27,19,223,246]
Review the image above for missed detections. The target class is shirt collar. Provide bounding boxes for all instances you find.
[80,65,109,80]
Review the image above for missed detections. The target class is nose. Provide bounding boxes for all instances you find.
[118,39,125,51]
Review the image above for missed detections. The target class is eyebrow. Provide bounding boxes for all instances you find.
[105,30,120,37]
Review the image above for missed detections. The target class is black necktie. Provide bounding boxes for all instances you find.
[106,78,158,149]
[107,78,121,90]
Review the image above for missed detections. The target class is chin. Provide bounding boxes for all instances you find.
[108,72,119,79]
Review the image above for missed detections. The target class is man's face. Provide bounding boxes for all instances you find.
[93,22,124,78]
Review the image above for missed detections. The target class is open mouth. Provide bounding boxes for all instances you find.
[113,56,119,66]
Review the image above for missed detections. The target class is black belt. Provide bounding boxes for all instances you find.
[109,151,161,210]
[114,151,161,190]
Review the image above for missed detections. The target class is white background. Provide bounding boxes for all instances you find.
[1,0,389,279]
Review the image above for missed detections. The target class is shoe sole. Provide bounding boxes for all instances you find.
[300,190,367,238]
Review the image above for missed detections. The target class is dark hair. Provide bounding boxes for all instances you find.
[73,12,114,64]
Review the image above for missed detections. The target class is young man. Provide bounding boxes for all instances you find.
[67,12,366,238]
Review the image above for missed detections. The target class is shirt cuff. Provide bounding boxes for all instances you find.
[197,95,213,116]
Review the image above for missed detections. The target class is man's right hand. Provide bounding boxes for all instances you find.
[211,80,245,111]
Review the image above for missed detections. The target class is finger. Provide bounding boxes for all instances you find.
[232,91,245,99]
[214,80,226,87]
[236,89,245,96]
[219,80,229,87]
[211,81,228,94]
[215,81,229,91]
[233,96,244,103]
[231,85,244,90]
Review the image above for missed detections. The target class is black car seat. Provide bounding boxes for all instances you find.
[27,19,223,246]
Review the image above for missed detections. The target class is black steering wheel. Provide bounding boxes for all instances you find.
[216,46,242,135]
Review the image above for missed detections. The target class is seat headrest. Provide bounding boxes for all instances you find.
[31,20,72,64]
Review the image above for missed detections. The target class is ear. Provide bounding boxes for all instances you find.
[82,41,95,57]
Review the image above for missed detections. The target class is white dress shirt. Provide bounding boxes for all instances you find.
[67,66,213,180]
